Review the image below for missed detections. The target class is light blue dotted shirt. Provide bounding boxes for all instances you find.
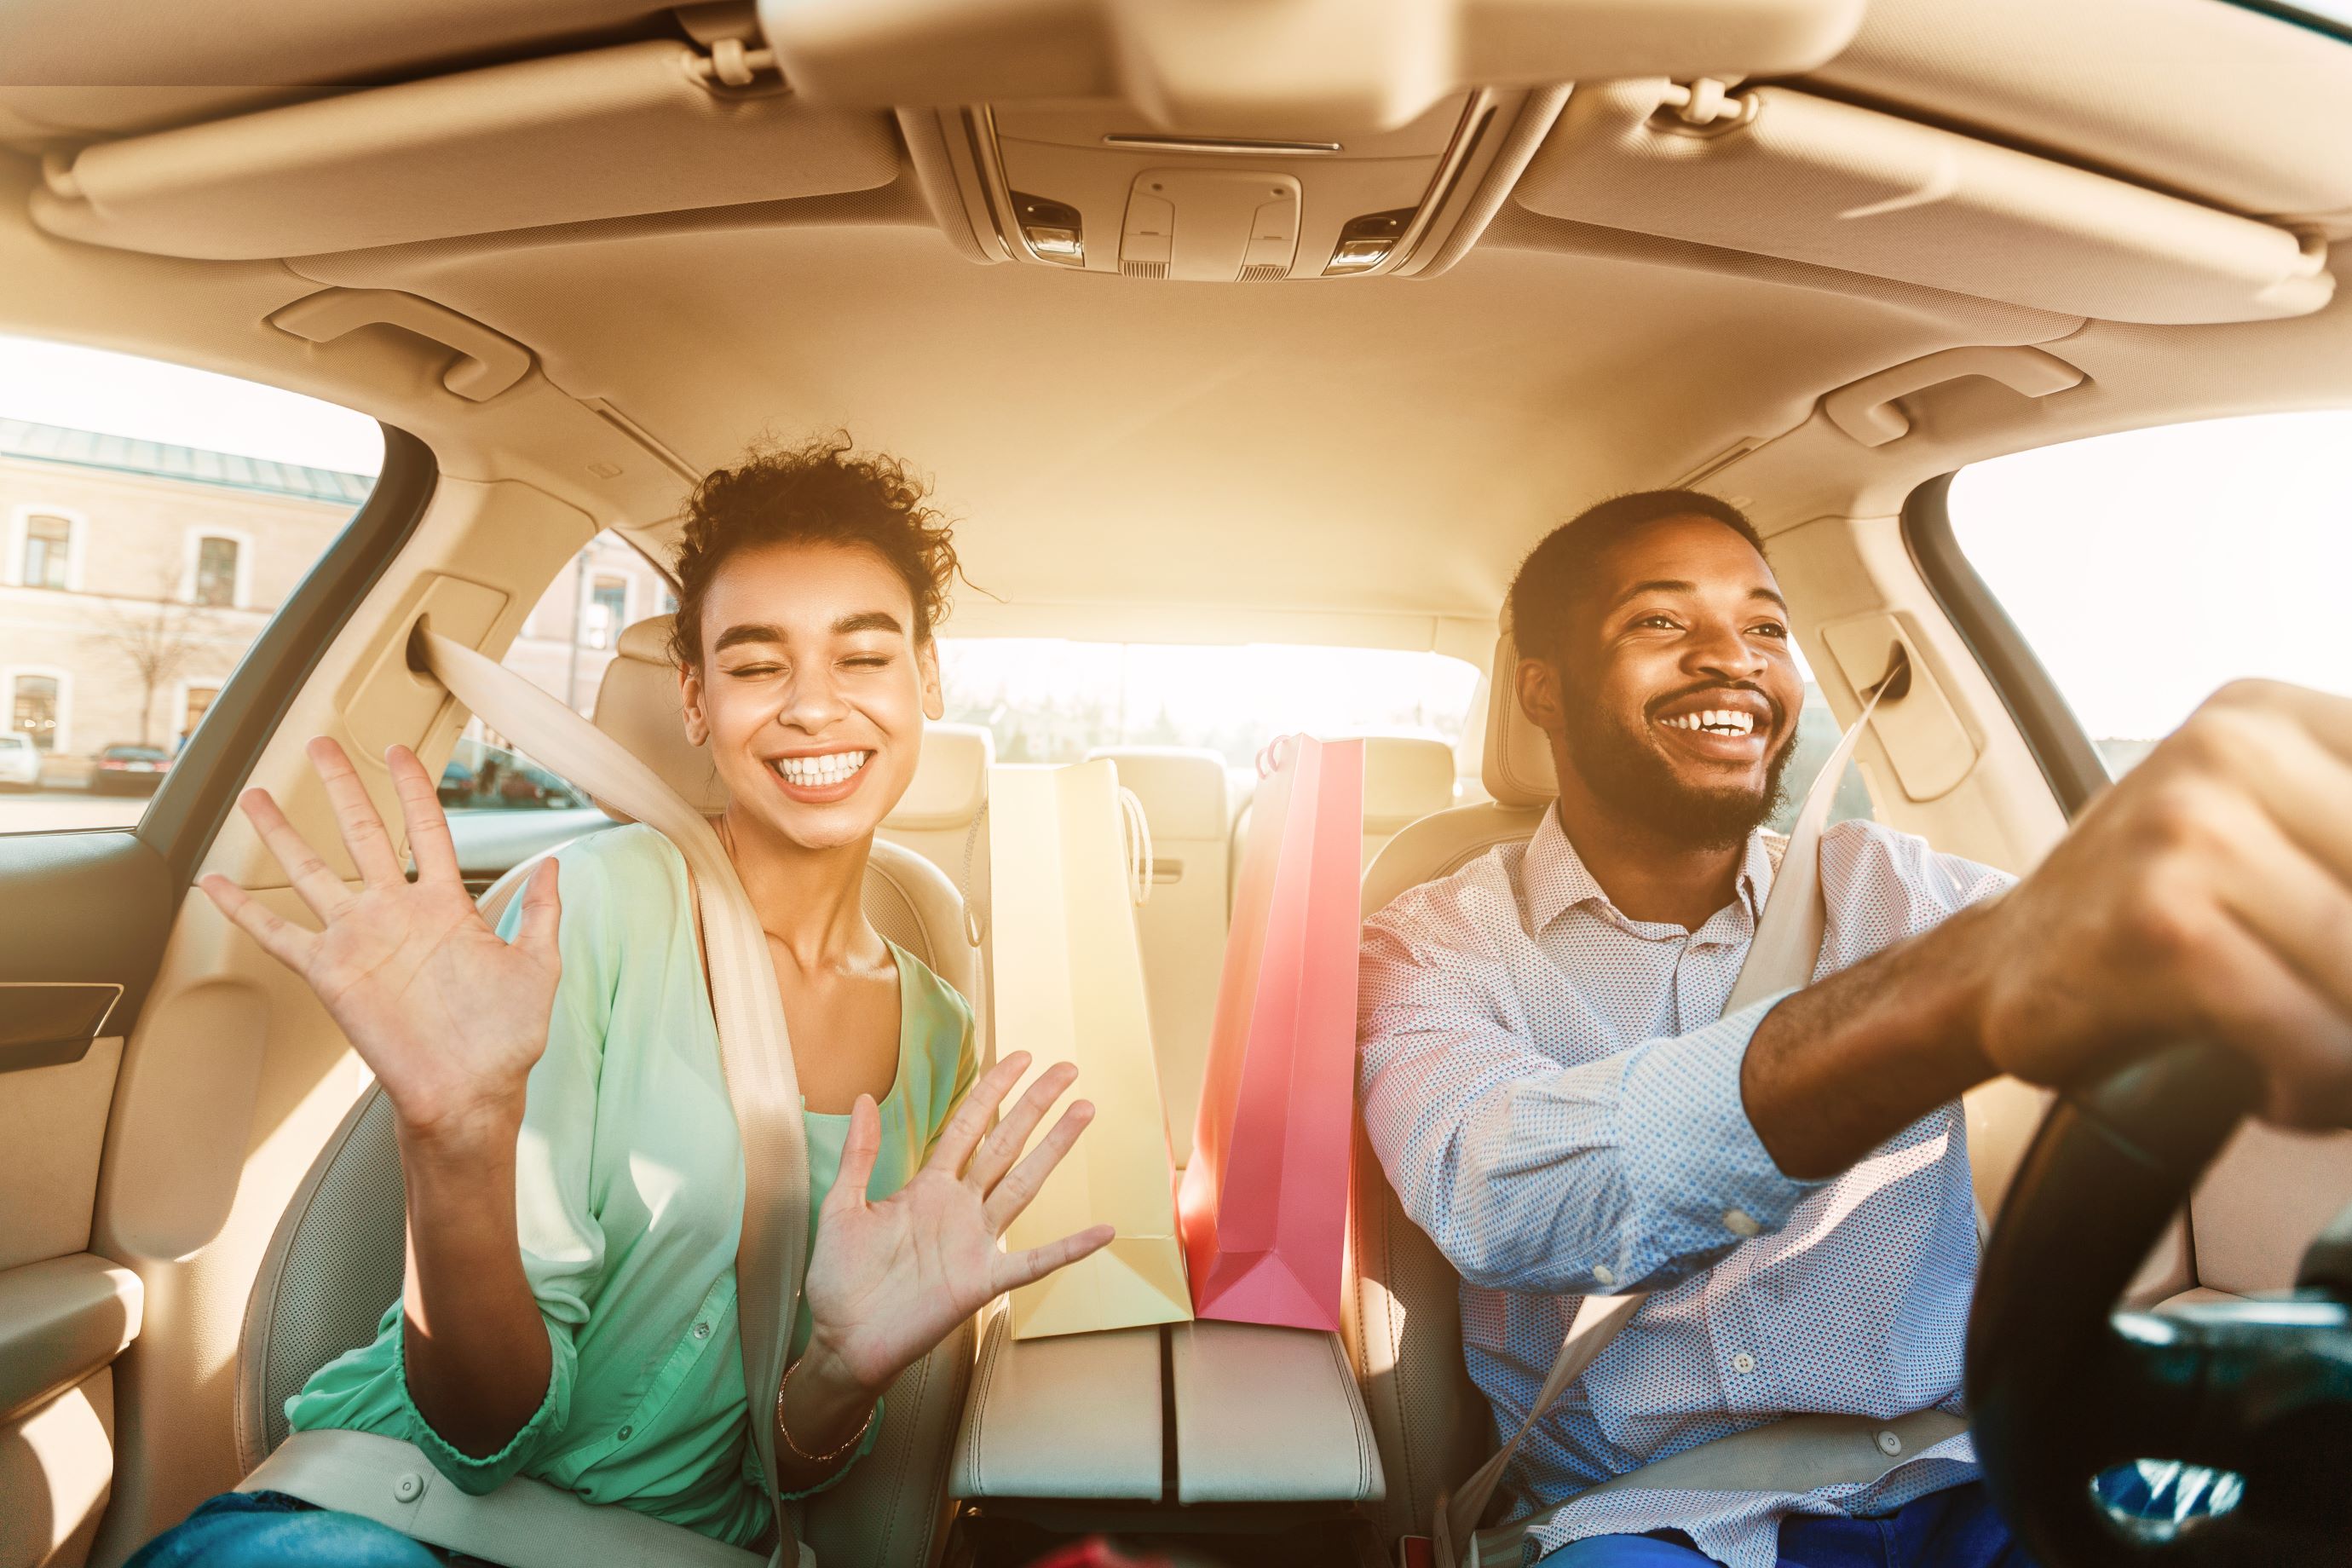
[1358,810,2013,1568]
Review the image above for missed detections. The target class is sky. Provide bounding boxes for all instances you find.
[1951,411,2352,740]
[0,334,384,475]
[3,334,2344,747]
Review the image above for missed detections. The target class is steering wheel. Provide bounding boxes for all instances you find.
[1966,1041,2352,1565]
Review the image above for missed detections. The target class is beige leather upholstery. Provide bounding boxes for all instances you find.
[591,614,724,813]
[1481,630,1557,809]
[1344,638,1559,1545]
[1358,735,1459,867]
[237,814,980,1565]
[1169,1320,1385,1505]
[877,723,995,901]
[1090,747,1231,1162]
[949,1316,1164,1500]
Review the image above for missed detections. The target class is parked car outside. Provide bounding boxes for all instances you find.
[0,732,38,790]
[435,737,587,810]
[89,744,172,795]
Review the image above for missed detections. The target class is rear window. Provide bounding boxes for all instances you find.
[937,637,1480,770]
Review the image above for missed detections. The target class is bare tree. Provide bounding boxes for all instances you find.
[91,566,217,748]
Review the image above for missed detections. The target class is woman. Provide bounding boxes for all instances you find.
[133,438,1111,1565]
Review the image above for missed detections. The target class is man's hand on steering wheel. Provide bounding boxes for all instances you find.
[1965,678,2352,1125]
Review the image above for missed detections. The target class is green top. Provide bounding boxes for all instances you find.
[286,824,977,1548]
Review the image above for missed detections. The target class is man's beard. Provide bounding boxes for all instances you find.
[1560,685,1798,850]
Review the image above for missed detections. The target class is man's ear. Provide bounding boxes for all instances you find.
[918,638,945,722]
[677,662,710,747]
[1515,652,1568,738]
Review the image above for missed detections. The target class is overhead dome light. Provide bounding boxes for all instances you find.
[1323,208,1415,276]
[1011,191,1085,267]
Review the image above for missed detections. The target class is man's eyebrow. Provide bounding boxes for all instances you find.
[1607,579,1789,613]
[1608,578,1698,609]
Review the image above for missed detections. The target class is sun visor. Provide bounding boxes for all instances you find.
[31,41,902,260]
[1513,80,2332,326]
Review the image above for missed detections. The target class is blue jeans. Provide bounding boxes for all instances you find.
[125,1491,494,1568]
[1535,1482,2032,1567]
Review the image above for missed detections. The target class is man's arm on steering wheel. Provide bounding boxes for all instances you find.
[1741,679,2352,1181]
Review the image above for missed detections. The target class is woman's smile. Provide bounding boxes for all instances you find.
[764,747,877,804]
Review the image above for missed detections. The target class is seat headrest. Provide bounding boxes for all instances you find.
[593,614,725,816]
[591,613,994,828]
[1481,629,1558,809]
[1358,735,1456,833]
[1089,747,1230,839]
[888,723,994,830]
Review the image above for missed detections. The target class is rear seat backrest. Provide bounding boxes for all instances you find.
[1090,746,1231,1164]
[1355,735,1458,867]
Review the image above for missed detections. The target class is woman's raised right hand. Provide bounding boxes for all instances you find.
[199,736,563,1145]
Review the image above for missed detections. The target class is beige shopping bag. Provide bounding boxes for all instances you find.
[989,759,1194,1340]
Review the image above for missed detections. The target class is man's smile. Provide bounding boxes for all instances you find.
[1648,687,1778,764]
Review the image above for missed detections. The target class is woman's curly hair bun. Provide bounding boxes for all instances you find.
[667,432,962,667]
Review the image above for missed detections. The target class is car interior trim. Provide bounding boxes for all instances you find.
[1899,470,2111,817]
[0,982,121,1075]
[137,424,437,897]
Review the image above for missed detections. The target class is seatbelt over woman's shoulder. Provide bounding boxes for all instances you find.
[1433,649,1934,1568]
[413,626,818,1568]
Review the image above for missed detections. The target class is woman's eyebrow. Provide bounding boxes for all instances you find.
[712,622,785,654]
[833,611,905,636]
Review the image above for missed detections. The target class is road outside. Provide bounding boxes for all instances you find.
[0,790,147,833]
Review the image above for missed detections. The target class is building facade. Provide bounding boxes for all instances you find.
[0,418,672,785]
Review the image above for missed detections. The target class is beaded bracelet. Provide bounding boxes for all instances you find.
[775,1356,878,1467]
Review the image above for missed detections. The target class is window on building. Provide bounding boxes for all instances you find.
[660,586,679,616]
[11,674,59,752]
[193,535,239,607]
[21,514,71,589]
[181,685,218,741]
[1949,411,2352,776]
[585,576,628,651]
[1,332,382,833]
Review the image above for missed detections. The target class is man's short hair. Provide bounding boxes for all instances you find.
[1507,489,1769,666]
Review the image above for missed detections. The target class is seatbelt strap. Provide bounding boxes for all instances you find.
[414,627,815,1567]
[1434,649,1911,1568]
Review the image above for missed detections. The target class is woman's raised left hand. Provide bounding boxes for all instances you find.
[798,1052,1113,1399]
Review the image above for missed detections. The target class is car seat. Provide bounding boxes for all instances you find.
[1341,632,1552,1548]
[233,615,982,1568]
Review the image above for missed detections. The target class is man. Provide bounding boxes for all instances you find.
[1358,489,2352,1567]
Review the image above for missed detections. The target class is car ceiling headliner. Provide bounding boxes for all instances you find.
[286,212,2074,630]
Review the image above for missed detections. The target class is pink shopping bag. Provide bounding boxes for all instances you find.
[1177,734,1364,1331]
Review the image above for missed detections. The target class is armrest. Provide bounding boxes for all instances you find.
[1171,1321,1385,1504]
[948,1313,1162,1500]
[0,1252,143,1425]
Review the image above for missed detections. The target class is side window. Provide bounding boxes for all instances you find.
[1948,412,2352,774]
[437,531,672,856]
[0,335,381,833]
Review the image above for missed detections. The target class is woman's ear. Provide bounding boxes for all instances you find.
[677,662,711,747]
[918,638,945,722]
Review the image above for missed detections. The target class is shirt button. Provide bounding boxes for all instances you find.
[617,1426,633,1441]
[1723,1208,1761,1237]
[1876,1430,1904,1456]
[693,1322,712,1339]
[1592,1265,1616,1287]
[1730,1352,1757,1375]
